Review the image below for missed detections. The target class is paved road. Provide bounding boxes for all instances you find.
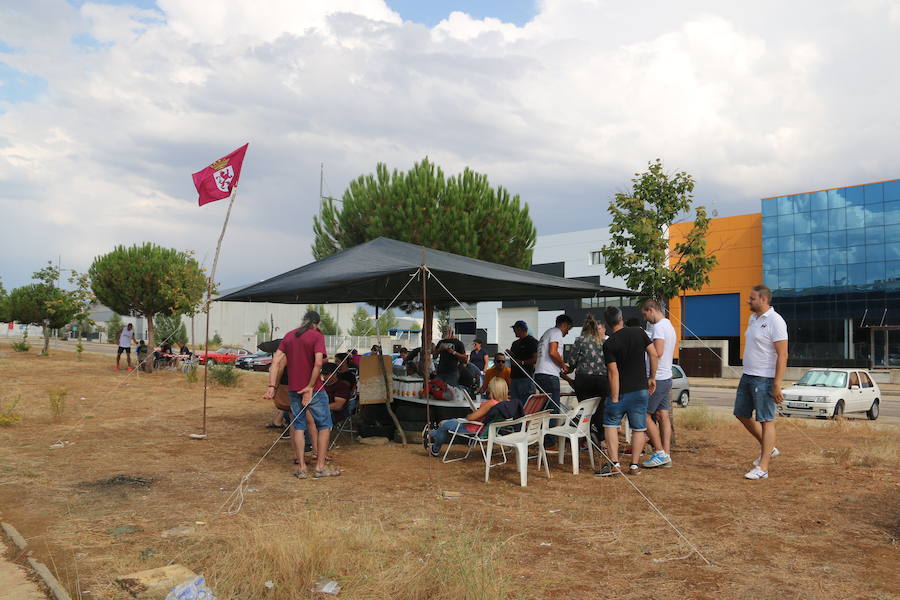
[691,385,900,419]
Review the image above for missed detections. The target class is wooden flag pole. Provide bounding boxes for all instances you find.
[193,186,239,440]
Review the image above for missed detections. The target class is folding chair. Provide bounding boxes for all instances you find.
[328,392,359,450]
[440,417,506,464]
[522,393,550,415]
[484,410,551,487]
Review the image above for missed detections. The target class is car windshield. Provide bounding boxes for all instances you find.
[797,370,848,388]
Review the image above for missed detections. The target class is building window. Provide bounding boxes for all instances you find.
[589,251,603,265]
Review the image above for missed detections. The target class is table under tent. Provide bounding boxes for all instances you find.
[217,237,632,440]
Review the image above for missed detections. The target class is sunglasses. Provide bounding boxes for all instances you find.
[495,359,506,363]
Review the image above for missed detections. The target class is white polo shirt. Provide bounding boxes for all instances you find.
[535,326,565,376]
[650,317,677,380]
[742,308,788,378]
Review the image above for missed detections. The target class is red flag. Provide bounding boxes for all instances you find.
[192,143,249,206]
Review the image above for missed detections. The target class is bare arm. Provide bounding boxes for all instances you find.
[645,343,658,395]
[299,352,325,405]
[607,362,619,403]
[329,395,348,412]
[549,341,567,371]
[466,401,495,422]
[263,350,287,399]
[772,340,788,403]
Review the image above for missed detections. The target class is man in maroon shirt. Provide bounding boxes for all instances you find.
[264,310,341,479]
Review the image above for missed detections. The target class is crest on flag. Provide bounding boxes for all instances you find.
[213,165,235,193]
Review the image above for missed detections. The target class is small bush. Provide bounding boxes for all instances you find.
[185,366,198,384]
[48,388,67,420]
[676,404,722,430]
[11,331,30,352]
[0,396,22,426]
[75,343,84,360]
[209,364,240,387]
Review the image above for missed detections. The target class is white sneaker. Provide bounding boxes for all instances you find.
[753,447,780,467]
[744,466,769,480]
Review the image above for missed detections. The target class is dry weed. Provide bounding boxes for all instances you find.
[0,395,22,426]
[676,404,723,430]
[48,388,67,419]
[130,511,511,600]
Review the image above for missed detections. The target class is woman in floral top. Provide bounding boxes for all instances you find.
[565,314,609,436]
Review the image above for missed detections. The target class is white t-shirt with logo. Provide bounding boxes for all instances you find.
[535,326,565,376]
[742,308,788,378]
[650,317,677,380]
[119,327,135,348]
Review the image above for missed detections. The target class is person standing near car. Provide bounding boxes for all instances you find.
[735,285,788,480]
[264,310,341,479]
[116,323,136,371]
[640,299,675,469]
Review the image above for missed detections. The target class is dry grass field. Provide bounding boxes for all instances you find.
[0,343,898,599]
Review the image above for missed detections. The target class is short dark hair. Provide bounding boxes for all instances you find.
[642,299,661,311]
[556,314,574,326]
[321,362,338,375]
[752,284,773,302]
[473,339,483,345]
[604,306,623,329]
[494,352,506,359]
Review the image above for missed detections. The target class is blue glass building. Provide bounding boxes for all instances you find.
[762,178,900,367]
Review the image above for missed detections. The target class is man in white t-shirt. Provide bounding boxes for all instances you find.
[116,323,136,371]
[735,285,788,480]
[534,314,574,414]
[640,299,676,468]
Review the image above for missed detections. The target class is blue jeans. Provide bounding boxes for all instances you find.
[435,369,460,387]
[429,419,469,453]
[289,390,333,431]
[734,374,776,422]
[509,378,534,406]
[534,374,562,413]
[603,389,649,431]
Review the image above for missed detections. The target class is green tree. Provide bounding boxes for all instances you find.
[306,305,341,335]
[601,159,718,304]
[348,307,373,336]
[256,320,270,346]
[106,313,124,344]
[6,263,94,355]
[436,309,451,338]
[89,244,206,362]
[375,308,399,336]
[312,158,536,269]
[154,314,188,345]
[0,278,8,323]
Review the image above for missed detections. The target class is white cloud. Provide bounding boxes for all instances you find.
[0,0,899,291]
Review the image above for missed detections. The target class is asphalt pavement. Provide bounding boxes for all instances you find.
[690,385,900,420]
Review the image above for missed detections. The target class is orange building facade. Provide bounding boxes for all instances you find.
[668,213,762,361]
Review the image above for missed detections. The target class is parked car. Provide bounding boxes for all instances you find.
[671,364,690,407]
[235,352,269,370]
[251,354,274,372]
[196,346,252,366]
[780,368,880,420]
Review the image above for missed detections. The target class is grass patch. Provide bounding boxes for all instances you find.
[0,395,22,426]
[48,388,67,420]
[185,366,199,384]
[209,364,240,387]
[75,343,84,360]
[165,511,512,600]
[11,339,30,352]
[675,404,722,430]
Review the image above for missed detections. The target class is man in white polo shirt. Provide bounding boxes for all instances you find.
[640,299,676,468]
[735,285,788,480]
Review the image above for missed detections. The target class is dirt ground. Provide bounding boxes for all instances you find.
[0,344,898,600]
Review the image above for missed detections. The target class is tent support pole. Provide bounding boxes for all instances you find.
[375,303,406,444]
[421,265,432,428]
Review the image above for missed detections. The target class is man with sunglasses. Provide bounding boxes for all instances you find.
[479,353,511,397]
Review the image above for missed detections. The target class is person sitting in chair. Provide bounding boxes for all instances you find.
[321,362,354,423]
[425,377,509,457]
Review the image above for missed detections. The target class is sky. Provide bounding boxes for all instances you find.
[1,0,900,291]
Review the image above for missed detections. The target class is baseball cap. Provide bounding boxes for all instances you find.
[511,320,528,330]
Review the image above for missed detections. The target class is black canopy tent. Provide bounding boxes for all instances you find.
[216,237,634,443]
[217,237,633,305]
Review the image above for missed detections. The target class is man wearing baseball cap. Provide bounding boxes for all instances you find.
[508,320,538,406]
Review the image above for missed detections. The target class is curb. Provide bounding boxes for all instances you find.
[1,520,72,600]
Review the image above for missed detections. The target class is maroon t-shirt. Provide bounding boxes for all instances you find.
[325,379,354,421]
[278,328,327,392]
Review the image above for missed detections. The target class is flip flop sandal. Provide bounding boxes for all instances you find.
[313,466,342,478]
[292,469,308,480]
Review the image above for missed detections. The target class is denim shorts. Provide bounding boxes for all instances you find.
[603,389,649,431]
[647,378,672,413]
[289,389,333,431]
[734,375,776,422]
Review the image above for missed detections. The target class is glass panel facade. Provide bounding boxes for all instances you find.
[761,180,900,367]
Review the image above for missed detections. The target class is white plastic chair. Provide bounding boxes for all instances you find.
[484,410,551,487]
[542,397,601,475]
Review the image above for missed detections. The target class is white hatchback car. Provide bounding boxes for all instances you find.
[780,368,880,420]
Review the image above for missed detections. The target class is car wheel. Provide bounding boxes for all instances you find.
[677,390,689,407]
[831,400,844,420]
[867,399,880,420]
